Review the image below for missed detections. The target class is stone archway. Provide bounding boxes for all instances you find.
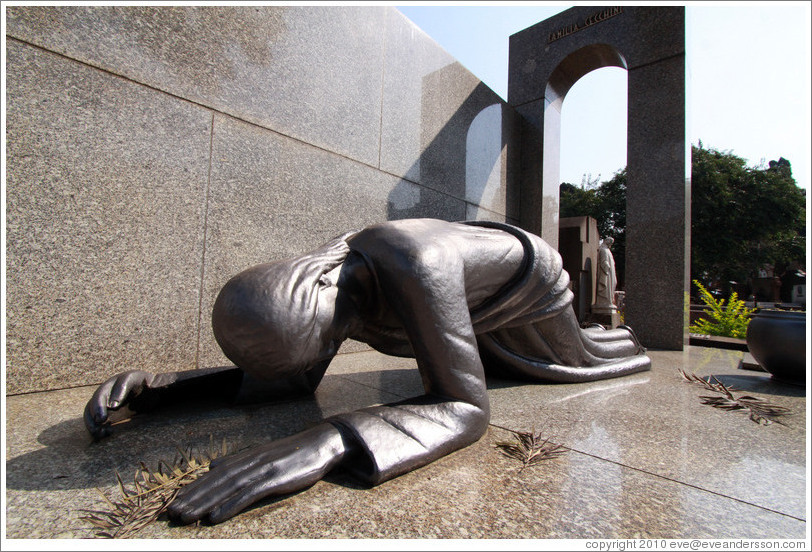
[508,6,688,350]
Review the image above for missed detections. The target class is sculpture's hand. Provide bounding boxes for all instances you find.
[167,423,347,525]
[84,370,168,440]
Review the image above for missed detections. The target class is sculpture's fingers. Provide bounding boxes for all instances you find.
[169,483,228,524]
[206,477,284,524]
[169,463,259,524]
[208,456,227,469]
[88,377,117,425]
[203,454,249,475]
[208,455,331,524]
[108,372,143,409]
[83,400,111,440]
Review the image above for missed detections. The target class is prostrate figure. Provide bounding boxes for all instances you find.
[84,219,649,525]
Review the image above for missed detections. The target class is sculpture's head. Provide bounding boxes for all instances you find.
[602,237,614,248]
[212,233,352,380]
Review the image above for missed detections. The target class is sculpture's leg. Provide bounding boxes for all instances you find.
[530,308,612,367]
[478,308,650,383]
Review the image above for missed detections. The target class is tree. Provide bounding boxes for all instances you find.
[559,146,806,295]
[559,181,598,219]
[691,144,806,290]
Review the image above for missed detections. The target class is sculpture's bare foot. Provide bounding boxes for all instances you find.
[618,324,646,354]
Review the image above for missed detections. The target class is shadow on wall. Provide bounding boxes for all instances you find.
[387,62,518,222]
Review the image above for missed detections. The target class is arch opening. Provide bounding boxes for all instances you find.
[546,44,627,108]
[557,64,628,323]
[539,45,627,250]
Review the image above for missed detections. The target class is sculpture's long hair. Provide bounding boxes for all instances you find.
[212,232,354,379]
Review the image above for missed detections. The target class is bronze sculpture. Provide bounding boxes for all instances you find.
[84,219,650,524]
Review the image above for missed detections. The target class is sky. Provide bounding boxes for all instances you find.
[396,2,812,191]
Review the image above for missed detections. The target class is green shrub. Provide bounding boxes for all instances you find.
[689,280,754,339]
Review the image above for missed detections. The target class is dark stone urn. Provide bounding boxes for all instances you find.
[746,309,807,385]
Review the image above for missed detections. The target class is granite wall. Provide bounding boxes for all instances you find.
[5,6,521,394]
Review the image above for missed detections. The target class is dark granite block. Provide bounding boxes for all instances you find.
[625,54,689,349]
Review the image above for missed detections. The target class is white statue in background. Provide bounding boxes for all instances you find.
[595,237,617,309]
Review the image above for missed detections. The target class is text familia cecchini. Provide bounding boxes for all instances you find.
[548,7,623,43]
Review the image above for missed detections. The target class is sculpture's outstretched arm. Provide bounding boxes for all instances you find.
[84,366,243,440]
[327,224,490,484]
[83,362,330,440]
[168,224,492,524]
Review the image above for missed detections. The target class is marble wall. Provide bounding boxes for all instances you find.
[5,6,520,393]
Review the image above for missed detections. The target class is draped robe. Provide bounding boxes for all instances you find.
[328,221,650,485]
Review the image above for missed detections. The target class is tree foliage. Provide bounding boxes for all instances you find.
[691,144,806,287]
[559,145,806,291]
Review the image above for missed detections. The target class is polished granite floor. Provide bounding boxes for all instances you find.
[4,346,808,540]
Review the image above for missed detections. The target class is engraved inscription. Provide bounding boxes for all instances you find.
[548,7,623,43]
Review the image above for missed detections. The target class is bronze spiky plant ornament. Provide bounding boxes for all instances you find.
[679,370,792,425]
[79,437,230,538]
[494,428,568,471]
